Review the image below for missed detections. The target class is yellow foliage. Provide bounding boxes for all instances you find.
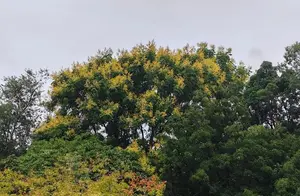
[86,173,128,196]
[110,75,128,89]
[204,85,212,96]
[193,61,204,73]
[66,129,76,137]
[110,61,123,73]
[172,106,181,117]
[86,98,97,110]
[139,154,156,175]
[35,115,79,134]
[126,140,140,153]
[0,169,30,195]
[175,76,185,89]
[0,166,165,195]
[127,141,156,176]
[99,101,119,118]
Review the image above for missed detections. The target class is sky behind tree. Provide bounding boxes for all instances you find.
[0,0,299,78]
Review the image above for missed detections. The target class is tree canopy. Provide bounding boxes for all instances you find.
[44,42,248,151]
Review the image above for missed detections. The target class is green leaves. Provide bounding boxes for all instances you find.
[0,134,166,195]
[13,135,141,174]
[5,41,300,195]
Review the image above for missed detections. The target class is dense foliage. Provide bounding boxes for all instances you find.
[1,41,300,195]
[0,135,165,195]
[46,42,247,150]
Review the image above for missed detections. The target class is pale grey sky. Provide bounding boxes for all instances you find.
[0,0,299,78]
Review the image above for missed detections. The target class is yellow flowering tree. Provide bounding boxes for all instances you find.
[44,42,247,150]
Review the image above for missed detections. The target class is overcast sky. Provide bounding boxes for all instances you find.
[0,0,299,79]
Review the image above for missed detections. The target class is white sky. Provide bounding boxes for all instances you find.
[0,0,299,79]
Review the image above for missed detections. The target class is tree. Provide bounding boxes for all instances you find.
[245,42,300,132]
[44,42,248,151]
[0,69,48,157]
[245,61,280,128]
[277,42,300,132]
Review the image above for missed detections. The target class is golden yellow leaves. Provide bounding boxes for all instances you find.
[98,60,127,80]
[0,168,84,196]
[87,60,132,93]
[203,59,219,75]
[135,89,174,127]
[86,98,97,110]
[172,106,181,117]
[203,59,225,84]
[156,47,170,58]
[110,75,128,90]
[126,141,156,175]
[0,167,165,196]
[86,172,129,195]
[138,90,157,119]
[139,154,156,175]
[191,57,225,86]
[193,61,203,72]
[51,87,62,98]
[99,101,119,119]
[110,60,123,73]
[126,140,140,153]
[144,60,160,73]
[204,85,212,96]
[35,115,79,134]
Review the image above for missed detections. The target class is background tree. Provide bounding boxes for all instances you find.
[0,69,48,157]
[277,42,300,132]
[245,43,300,132]
[245,61,280,128]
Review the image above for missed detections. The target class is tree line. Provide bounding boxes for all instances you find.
[1,41,300,195]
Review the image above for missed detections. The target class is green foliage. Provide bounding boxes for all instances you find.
[158,104,300,195]
[0,134,165,195]
[157,106,214,195]
[12,134,141,174]
[245,43,300,133]
[245,61,279,128]
[218,125,298,195]
[3,41,300,195]
[34,115,82,140]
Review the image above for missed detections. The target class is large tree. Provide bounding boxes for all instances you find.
[40,42,248,151]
